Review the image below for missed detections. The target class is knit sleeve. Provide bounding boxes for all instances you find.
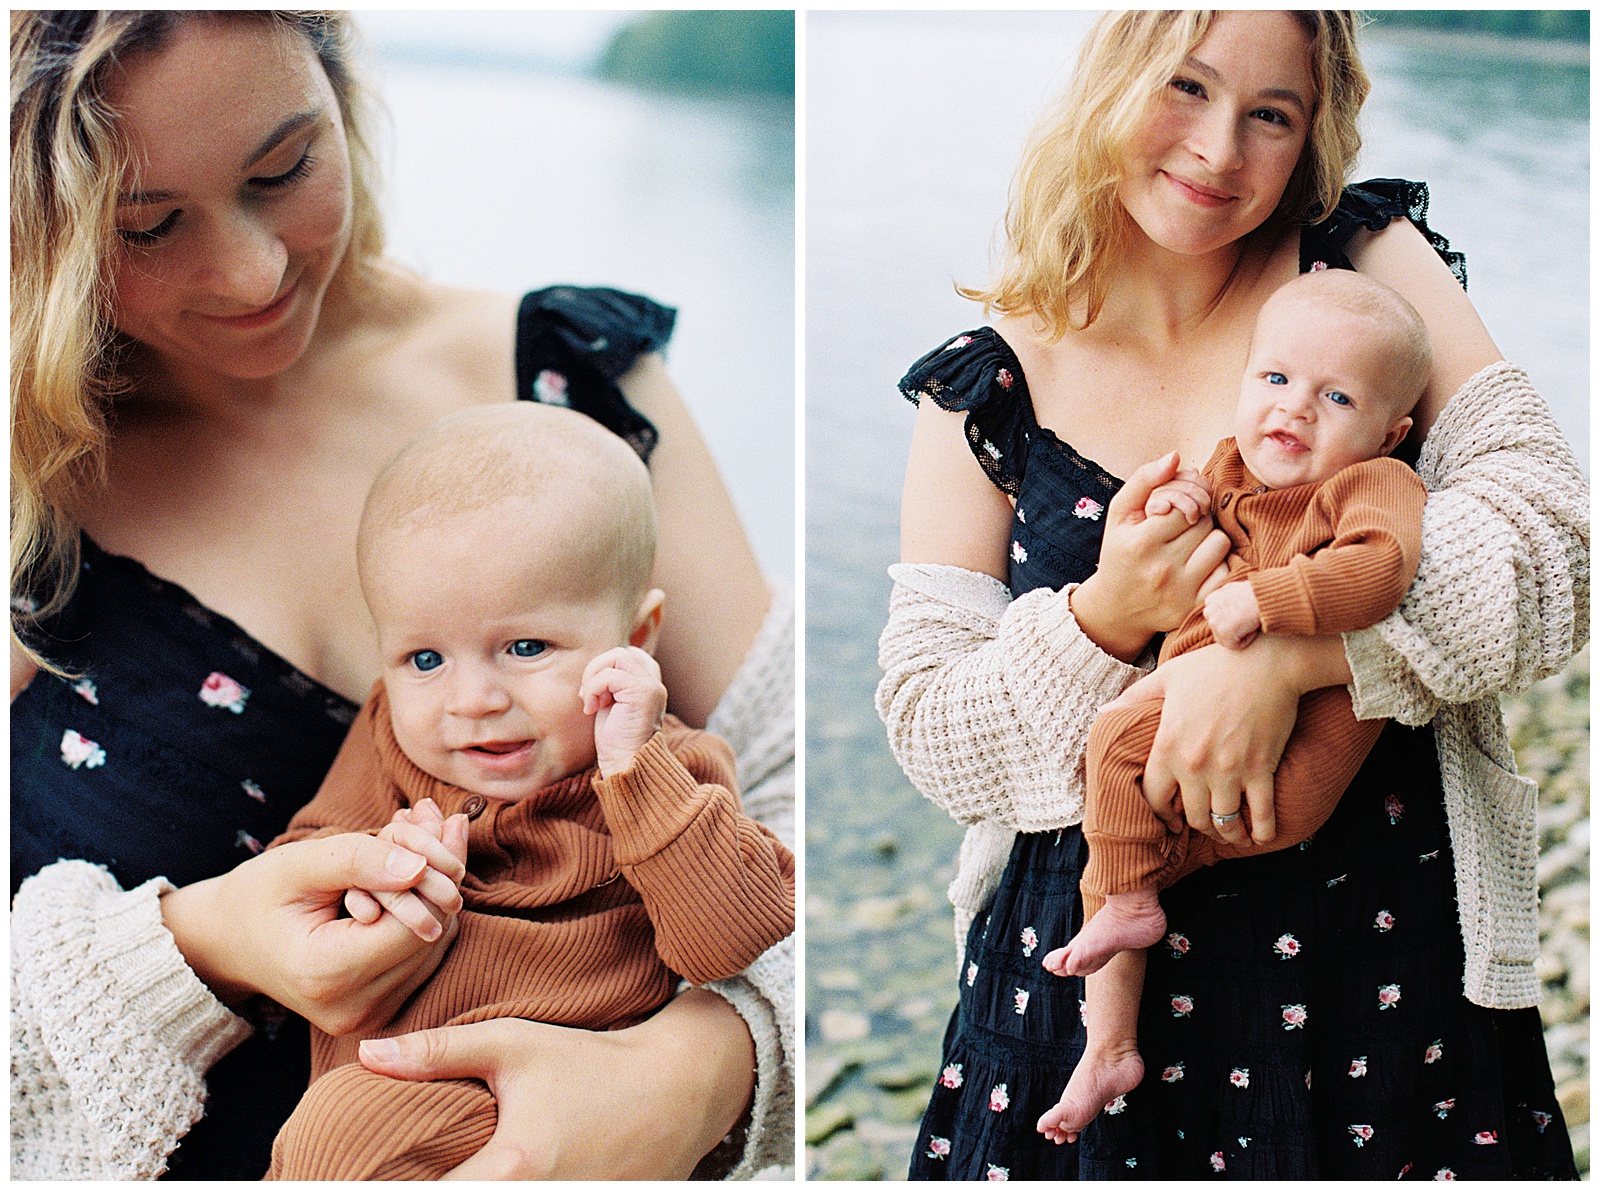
[875,561,1151,832]
[1343,361,1590,723]
[593,728,795,986]
[10,860,252,1179]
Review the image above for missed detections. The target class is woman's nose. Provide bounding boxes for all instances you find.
[1188,109,1244,175]
[193,211,288,309]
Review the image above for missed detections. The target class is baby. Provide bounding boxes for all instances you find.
[1037,269,1430,1143]
[265,402,794,1180]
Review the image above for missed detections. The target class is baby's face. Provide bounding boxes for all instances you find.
[366,504,634,801]
[1235,298,1412,489]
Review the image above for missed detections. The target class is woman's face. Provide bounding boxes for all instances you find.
[106,18,353,381]
[1116,11,1314,259]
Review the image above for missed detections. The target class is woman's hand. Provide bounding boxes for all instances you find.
[1070,452,1232,662]
[357,988,758,1179]
[161,829,467,1036]
[1104,636,1352,847]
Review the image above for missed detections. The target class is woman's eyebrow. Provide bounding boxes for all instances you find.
[119,109,325,206]
[1182,55,1308,116]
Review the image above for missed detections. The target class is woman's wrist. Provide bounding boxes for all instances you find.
[1256,632,1354,694]
[159,875,255,1009]
[635,988,757,1148]
[1068,576,1152,663]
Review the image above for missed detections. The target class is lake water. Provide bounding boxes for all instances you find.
[356,14,795,581]
[805,12,1588,1177]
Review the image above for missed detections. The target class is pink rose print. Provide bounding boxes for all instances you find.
[1310,260,1330,271]
[983,439,1002,461]
[534,369,570,406]
[1072,496,1103,521]
[1273,933,1301,959]
[1373,909,1395,932]
[1423,1039,1443,1064]
[986,1164,1010,1181]
[1377,983,1401,1010]
[1104,1094,1128,1115]
[925,1136,951,1160]
[1161,1063,1185,1083]
[1348,1056,1368,1078]
[988,1084,1010,1112]
[939,1063,964,1090]
[1281,1003,1308,1030]
[1210,1152,1226,1172]
[1384,794,1404,824]
[996,368,1014,390]
[1472,1131,1498,1146]
[235,829,264,855]
[1013,988,1030,1016]
[1016,505,1026,523]
[1435,1169,1457,1180]
[199,671,250,714]
[241,779,267,803]
[1011,540,1028,565]
[72,678,99,704]
[944,335,974,351]
[1399,1163,1414,1178]
[1348,1124,1374,1147]
[1170,994,1194,1017]
[1229,1068,1250,1088]
[1433,1098,1455,1119]
[1531,1110,1552,1133]
[59,729,106,770]
[1166,932,1190,957]
[966,962,978,987]
[1019,926,1039,956]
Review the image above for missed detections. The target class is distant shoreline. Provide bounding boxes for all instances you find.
[1365,26,1589,67]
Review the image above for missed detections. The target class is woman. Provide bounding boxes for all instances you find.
[878,10,1584,1180]
[10,10,792,1180]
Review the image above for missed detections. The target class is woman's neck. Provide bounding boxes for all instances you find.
[1090,226,1262,350]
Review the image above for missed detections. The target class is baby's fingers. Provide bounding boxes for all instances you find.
[372,887,448,942]
[345,887,383,924]
[384,820,466,886]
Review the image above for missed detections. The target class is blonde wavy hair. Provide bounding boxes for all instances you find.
[10,10,385,669]
[965,10,1369,339]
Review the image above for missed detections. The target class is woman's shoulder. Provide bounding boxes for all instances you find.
[898,324,1029,415]
[1302,179,1467,288]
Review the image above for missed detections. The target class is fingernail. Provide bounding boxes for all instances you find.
[386,849,425,879]
[361,1038,400,1063]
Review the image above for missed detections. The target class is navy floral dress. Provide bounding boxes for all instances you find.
[901,183,1575,1181]
[10,286,674,1181]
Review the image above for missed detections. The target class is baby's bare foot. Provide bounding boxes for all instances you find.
[1037,1040,1144,1145]
[1041,890,1166,977]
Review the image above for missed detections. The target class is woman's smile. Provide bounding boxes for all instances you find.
[193,276,301,329]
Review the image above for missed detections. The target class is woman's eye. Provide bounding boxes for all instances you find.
[251,149,316,190]
[1170,77,1205,98]
[1265,372,1287,385]
[1326,390,1353,407]
[118,209,180,245]
[1252,107,1291,128]
[510,639,547,658]
[410,650,444,672]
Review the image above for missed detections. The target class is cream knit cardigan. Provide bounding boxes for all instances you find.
[877,361,1588,1010]
[11,589,796,1181]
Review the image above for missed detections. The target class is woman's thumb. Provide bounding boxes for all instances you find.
[303,832,428,893]
[360,1022,494,1081]
[1111,450,1181,516]
[1102,667,1166,711]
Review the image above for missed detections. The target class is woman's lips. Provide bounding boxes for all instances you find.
[1163,171,1236,208]
[195,279,299,329]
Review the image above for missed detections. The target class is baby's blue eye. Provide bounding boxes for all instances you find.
[510,639,547,658]
[1326,390,1352,407]
[410,650,443,672]
[1266,372,1287,385]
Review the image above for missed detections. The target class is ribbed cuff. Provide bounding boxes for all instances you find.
[591,732,708,865]
[1251,569,1316,636]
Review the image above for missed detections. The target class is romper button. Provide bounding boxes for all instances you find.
[461,795,487,820]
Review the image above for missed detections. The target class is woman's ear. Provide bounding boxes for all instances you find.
[629,588,666,653]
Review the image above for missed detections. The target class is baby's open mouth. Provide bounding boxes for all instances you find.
[467,741,530,756]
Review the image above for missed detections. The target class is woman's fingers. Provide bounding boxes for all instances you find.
[1206,786,1249,845]
[1141,746,1184,833]
[1244,776,1278,844]
[359,1018,506,1082]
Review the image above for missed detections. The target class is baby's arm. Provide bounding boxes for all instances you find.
[583,649,794,984]
[1212,459,1427,648]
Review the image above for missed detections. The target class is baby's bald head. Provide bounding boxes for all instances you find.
[358,403,656,615]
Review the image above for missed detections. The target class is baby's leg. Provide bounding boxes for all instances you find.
[1037,949,1146,1145]
[267,1061,497,1180]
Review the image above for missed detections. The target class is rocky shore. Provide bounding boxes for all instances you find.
[806,646,1590,1180]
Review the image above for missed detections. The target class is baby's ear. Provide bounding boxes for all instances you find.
[1379,414,1414,457]
[628,589,666,653]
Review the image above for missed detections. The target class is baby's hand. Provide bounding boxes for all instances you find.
[581,646,668,778]
[344,798,468,942]
[1142,467,1213,526]
[1203,581,1263,650]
